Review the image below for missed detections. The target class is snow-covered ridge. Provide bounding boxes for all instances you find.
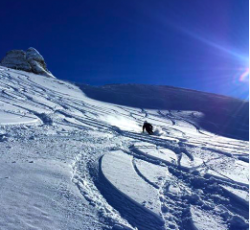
[0,67,248,230]
[79,83,249,141]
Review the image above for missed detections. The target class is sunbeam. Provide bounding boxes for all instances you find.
[176,26,248,62]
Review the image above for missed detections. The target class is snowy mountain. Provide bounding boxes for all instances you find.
[0,65,248,230]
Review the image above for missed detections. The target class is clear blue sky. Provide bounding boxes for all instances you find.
[0,0,249,99]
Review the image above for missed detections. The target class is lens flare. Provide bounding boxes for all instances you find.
[239,68,249,82]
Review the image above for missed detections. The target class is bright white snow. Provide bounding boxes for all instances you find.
[0,66,248,230]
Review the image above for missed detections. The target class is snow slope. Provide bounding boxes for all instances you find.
[0,66,248,230]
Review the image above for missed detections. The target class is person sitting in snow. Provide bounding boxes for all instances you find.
[143,121,153,135]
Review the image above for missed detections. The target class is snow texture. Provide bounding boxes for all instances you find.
[0,66,248,230]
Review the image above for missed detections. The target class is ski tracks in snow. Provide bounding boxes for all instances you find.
[0,67,248,230]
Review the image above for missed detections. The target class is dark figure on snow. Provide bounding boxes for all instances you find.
[143,121,153,134]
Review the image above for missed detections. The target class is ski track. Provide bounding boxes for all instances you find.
[0,67,248,230]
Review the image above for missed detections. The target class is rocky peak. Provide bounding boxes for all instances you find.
[0,48,55,78]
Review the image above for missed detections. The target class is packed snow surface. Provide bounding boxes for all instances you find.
[0,67,248,230]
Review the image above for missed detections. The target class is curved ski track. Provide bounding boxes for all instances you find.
[0,67,248,230]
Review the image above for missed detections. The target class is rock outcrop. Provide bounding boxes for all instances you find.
[0,48,55,78]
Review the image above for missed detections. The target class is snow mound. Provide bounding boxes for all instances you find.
[221,185,249,205]
[190,206,228,230]
[132,142,178,165]
[134,159,170,188]
[101,151,164,226]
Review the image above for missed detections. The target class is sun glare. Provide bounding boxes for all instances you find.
[239,67,249,82]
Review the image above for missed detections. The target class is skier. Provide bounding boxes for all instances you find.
[143,121,153,135]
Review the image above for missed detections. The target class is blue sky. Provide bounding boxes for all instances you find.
[0,0,249,99]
